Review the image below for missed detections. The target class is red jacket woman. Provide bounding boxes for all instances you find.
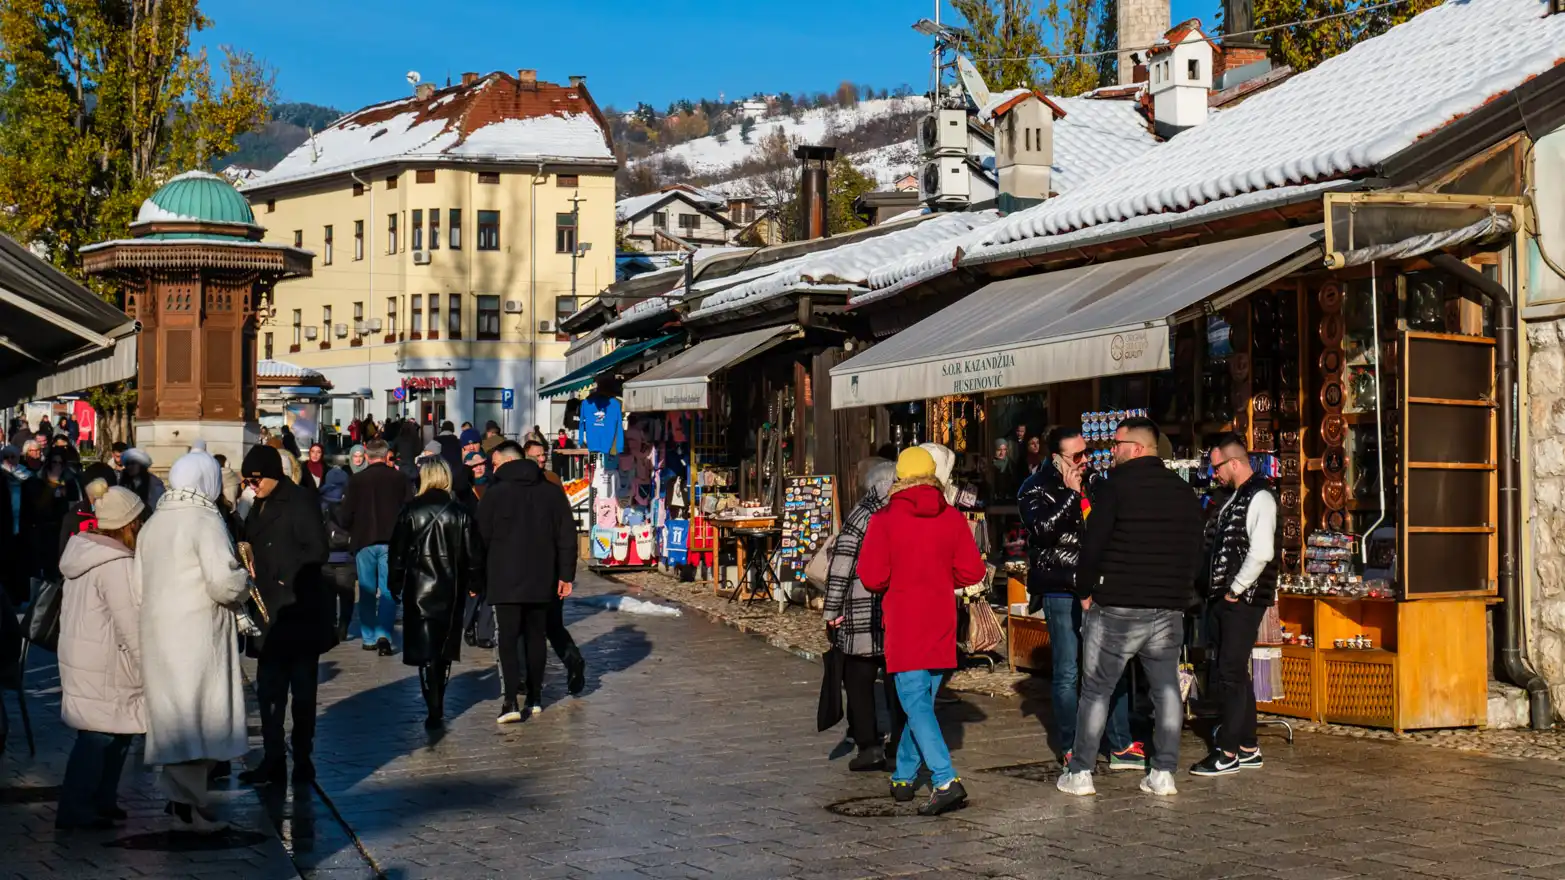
[856,455,986,675]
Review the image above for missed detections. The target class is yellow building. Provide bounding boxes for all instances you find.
[242,69,616,435]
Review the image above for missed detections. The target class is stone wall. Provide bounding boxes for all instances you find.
[1118,0,1170,85]
[1525,317,1565,717]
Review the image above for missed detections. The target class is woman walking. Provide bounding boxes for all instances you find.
[823,459,905,771]
[138,451,251,832]
[54,487,146,830]
[389,459,483,727]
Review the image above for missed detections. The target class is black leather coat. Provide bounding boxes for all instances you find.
[1017,463,1099,609]
[243,479,335,660]
[388,488,483,665]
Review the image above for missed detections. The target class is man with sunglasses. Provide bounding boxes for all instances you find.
[1190,433,1276,777]
[1058,417,1203,799]
[1018,427,1141,771]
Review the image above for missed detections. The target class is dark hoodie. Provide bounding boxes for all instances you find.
[474,459,576,605]
[856,478,986,674]
[318,468,353,564]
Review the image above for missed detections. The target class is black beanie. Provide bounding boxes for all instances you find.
[241,444,285,481]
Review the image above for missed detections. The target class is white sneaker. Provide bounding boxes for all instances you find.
[1056,769,1096,796]
[1140,769,1178,796]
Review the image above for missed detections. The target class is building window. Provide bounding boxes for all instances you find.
[416,169,436,184]
[386,297,398,338]
[323,225,333,265]
[429,209,440,250]
[477,295,500,340]
[266,199,276,212]
[387,214,398,254]
[557,174,579,187]
[678,213,699,232]
[449,209,462,249]
[353,183,364,197]
[353,301,364,330]
[652,211,667,229]
[555,295,576,327]
[293,229,302,248]
[411,294,423,337]
[473,387,505,437]
[448,293,462,339]
[427,294,440,339]
[323,305,332,333]
[385,175,398,190]
[291,309,302,347]
[1188,58,1200,80]
[555,212,577,253]
[264,332,274,360]
[354,220,364,260]
[478,172,500,184]
[412,209,423,251]
[477,210,500,250]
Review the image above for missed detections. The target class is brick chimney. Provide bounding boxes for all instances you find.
[569,75,586,88]
[415,82,435,101]
[1215,0,1272,88]
[517,69,538,85]
[460,71,479,86]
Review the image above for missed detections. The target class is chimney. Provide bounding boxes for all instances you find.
[1148,21,1213,137]
[794,145,836,240]
[461,71,479,86]
[568,75,586,88]
[994,94,1056,211]
[517,68,537,85]
[1118,0,1171,85]
[1215,0,1272,89]
[415,82,435,100]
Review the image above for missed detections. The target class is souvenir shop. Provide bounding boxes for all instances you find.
[831,220,1508,731]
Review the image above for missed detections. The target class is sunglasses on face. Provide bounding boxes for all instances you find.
[1066,450,1089,462]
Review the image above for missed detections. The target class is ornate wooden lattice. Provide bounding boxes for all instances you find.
[1266,652,1315,718]
[1322,657,1395,726]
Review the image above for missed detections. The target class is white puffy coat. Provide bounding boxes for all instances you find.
[138,489,251,765]
[57,532,145,735]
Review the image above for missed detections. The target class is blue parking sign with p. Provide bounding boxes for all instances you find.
[501,388,514,410]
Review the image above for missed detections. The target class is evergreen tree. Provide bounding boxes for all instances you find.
[739,117,756,145]
[1044,0,1107,96]
[950,0,1046,89]
[1093,0,1119,86]
[826,156,876,236]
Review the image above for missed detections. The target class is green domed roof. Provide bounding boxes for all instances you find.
[136,170,257,239]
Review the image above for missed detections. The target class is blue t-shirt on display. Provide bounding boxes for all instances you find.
[578,395,624,454]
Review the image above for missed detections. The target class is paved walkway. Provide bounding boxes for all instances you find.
[10,572,1565,879]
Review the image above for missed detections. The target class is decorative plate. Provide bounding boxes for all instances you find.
[1319,348,1344,376]
[1321,378,1345,413]
[1320,313,1345,347]
[1322,478,1347,510]
[1321,413,1346,446]
[1319,282,1343,313]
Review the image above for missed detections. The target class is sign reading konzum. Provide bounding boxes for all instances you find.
[831,325,1169,410]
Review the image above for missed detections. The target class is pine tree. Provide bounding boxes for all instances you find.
[739,117,756,145]
[826,156,876,236]
[950,0,1047,90]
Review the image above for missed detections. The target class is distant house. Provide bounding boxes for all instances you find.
[893,173,919,192]
[616,188,736,253]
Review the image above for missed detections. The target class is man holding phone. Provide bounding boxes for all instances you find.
[1018,427,1141,770]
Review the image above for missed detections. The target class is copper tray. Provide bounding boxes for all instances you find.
[1318,282,1343,313]
[1320,378,1345,413]
[1323,447,1347,477]
[1282,516,1303,547]
[1319,313,1345,347]
[1281,486,1301,510]
[1321,413,1346,446]
[1319,348,1344,376]
[1322,477,1347,510]
[1324,510,1348,532]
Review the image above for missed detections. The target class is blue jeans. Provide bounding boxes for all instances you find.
[57,730,133,825]
[1068,606,1186,774]
[892,669,956,788]
[1043,594,1133,756]
[354,545,394,646]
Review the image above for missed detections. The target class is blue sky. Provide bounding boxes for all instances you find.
[199,0,1216,113]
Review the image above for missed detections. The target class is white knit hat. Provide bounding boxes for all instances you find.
[94,486,145,530]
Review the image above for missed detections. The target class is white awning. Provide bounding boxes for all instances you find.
[831,225,1324,409]
[624,324,797,411]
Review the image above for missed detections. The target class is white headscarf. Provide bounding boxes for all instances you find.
[167,450,222,502]
[918,442,959,504]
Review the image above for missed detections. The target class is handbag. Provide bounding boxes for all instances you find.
[803,533,838,590]
[23,576,64,653]
[966,599,1005,654]
[817,644,845,732]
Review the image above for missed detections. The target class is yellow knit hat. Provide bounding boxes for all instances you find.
[895,446,937,481]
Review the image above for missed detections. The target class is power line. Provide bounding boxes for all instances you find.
[970,0,1417,64]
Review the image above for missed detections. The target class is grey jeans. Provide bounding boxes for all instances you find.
[1067,605,1185,774]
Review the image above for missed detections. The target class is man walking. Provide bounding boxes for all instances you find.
[477,441,578,722]
[1018,427,1141,770]
[339,439,411,656]
[237,445,333,785]
[1191,434,1276,777]
[521,439,587,693]
[1057,417,1203,798]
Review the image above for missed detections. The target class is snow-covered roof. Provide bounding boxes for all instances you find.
[243,72,613,192]
[981,0,1565,248]
[257,359,326,380]
[688,212,1001,319]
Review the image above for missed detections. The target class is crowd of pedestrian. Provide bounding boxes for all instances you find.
[21,413,583,834]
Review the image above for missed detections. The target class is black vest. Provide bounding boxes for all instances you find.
[1205,474,1278,606]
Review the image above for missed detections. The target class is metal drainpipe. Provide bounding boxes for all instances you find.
[1429,252,1553,729]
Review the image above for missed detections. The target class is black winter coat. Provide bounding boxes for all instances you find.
[339,463,412,552]
[476,460,576,605]
[388,489,483,665]
[243,479,335,660]
[1017,464,1100,608]
[1076,456,1205,610]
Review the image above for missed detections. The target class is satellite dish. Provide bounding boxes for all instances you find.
[406,70,422,86]
[956,55,992,110]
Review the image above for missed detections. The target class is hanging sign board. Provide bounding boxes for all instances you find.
[779,475,839,586]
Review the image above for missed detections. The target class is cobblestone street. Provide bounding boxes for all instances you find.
[10,572,1565,879]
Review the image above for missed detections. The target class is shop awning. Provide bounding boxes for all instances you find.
[537,333,678,399]
[624,324,798,411]
[830,225,1325,410]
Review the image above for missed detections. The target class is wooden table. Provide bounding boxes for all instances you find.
[709,516,777,600]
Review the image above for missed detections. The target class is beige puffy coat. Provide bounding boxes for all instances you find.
[57,532,146,735]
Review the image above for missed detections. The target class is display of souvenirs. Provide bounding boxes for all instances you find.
[779,475,837,586]
[1278,572,1394,599]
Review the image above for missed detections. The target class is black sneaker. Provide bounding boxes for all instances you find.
[497,700,523,724]
[1189,750,1242,777]
[890,779,921,802]
[567,659,586,696]
[1238,747,1264,770]
[237,762,286,786]
[918,779,968,816]
[376,638,395,657]
[848,745,885,772]
[360,641,379,651]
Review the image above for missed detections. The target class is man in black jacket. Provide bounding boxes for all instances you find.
[1191,433,1277,777]
[238,445,333,786]
[1058,417,1203,799]
[477,441,576,722]
[339,439,412,655]
[1018,427,1138,768]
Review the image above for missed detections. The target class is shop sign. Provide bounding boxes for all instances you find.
[939,352,1018,394]
[1108,329,1154,373]
[400,376,456,390]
